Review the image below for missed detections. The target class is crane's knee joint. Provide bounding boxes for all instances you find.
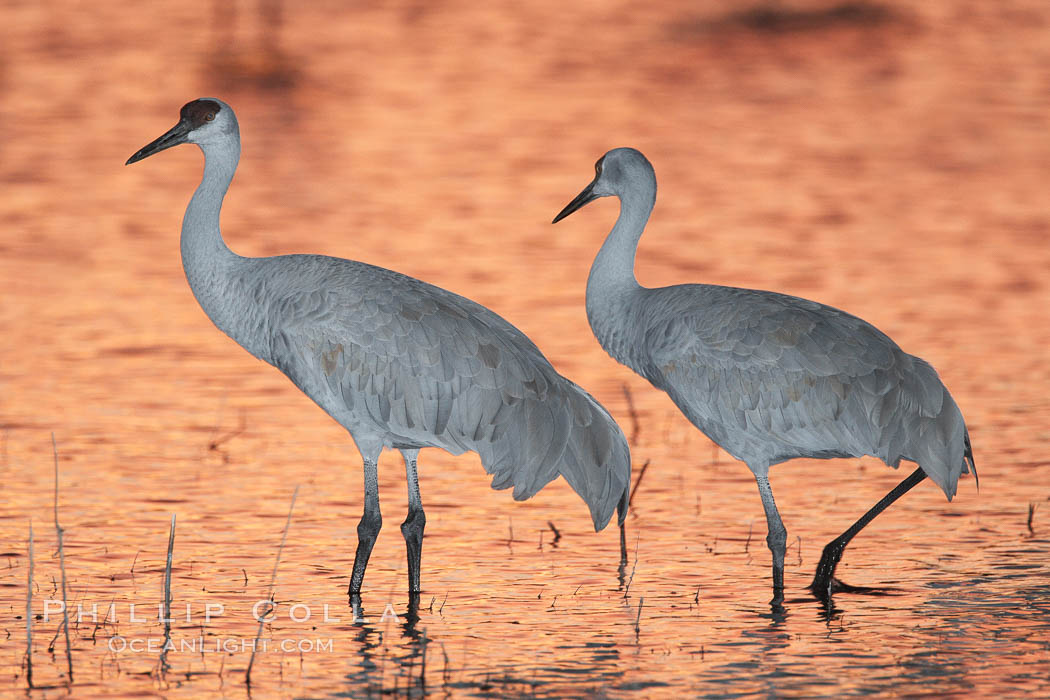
[766,527,787,553]
[401,508,425,537]
[357,512,382,540]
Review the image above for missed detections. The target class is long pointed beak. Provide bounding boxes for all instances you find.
[126,119,192,165]
[552,179,600,223]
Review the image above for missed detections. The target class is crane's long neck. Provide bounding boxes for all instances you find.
[180,137,257,349]
[585,178,655,369]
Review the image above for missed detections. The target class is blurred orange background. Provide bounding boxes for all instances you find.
[1,1,1047,697]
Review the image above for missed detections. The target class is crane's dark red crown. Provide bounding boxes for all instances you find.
[180,99,221,128]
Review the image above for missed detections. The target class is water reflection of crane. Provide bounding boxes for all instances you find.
[346,596,627,696]
[344,598,424,695]
[126,99,631,598]
[554,147,977,609]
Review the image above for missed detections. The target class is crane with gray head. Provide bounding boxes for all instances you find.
[127,99,631,597]
[554,147,976,608]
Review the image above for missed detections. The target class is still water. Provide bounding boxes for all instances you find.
[1,0,1048,697]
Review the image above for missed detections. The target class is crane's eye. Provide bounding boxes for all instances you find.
[205,112,216,122]
[594,159,603,175]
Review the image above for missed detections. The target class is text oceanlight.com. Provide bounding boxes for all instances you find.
[108,636,334,654]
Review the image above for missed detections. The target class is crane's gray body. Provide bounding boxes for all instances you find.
[128,98,630,594]
[556,146,973,604]
[591,281,969,498]
[213,252,630,525]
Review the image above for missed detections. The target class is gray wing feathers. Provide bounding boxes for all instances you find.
[474,377,631,530]
[560,386,632,528]
[646,286,970,500]
[269,256,631,530]
[872,356,969,500]
[441,328,630,531]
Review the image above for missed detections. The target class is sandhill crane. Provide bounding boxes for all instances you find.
[553,147,975,607]
[127,99,630,596]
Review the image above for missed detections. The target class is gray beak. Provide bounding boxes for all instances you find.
[552,178,600,223]
[126,119,192,165]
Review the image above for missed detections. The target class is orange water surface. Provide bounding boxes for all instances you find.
[1,1,1048,697]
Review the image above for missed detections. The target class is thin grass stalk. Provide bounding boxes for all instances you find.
[52,434,73,684]
[621,383,641,446]
[245,485,299,687]
[25,520,34,689]
[163,514,176,624]
[157,514,176,677]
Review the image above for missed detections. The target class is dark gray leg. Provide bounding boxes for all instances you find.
[618,486,629,565]
[755,473,787,607]
[400,449,425,593]
[810,466,927,601]
[349,458,382,595]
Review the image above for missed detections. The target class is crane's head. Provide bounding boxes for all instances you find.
[126,98,237,165]
[552,148,655,223]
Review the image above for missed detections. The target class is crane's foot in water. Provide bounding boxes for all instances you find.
[810,467,928,605]
[811,576,883,597]
[349,593,363,622]
[810,575,897,610]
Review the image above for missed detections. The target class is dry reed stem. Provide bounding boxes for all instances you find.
[245,485,299,687]
[209,407,246,451]
[623,534,640,598]
[52,434,73,684]
[163,515,176,621]
[621,383,641,446]
[547,521,561,544]
[628,460,651,507]
[157,514,176,677]
[25,520,34,689]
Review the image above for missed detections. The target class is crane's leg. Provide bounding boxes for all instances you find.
[619,524,628,565]
[754,473,788,607]
[617,486,629,566]
[400,449,425,594]
[810,466,927,601]
[616,487,629,587]
[349,457,382,596]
